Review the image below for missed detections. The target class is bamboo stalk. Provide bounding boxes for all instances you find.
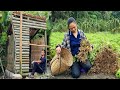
[29,43,50,47]
[20,11,23,75]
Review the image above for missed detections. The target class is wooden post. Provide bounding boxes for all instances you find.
[45,29,47,73]
[20,11,23,75]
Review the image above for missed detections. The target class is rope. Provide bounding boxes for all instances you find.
[58,53,62,75]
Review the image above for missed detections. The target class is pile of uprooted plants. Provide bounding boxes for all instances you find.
[88,45,120,75]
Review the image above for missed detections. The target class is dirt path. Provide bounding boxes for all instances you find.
[44,66,118,79]
[0,66,118,79]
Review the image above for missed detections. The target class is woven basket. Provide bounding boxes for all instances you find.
[50,48,73,76]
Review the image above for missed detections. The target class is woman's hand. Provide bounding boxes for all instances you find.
[56,46,61,54]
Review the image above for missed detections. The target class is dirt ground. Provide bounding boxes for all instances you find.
[27,66,118,79]
[0,66,118,79]
[46,66,117,79]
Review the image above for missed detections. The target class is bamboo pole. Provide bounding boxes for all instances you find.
[29,43,49,47]
[45,30,47,73]
[20,11,23,75]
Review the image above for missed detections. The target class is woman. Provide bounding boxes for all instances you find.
[30,49,46,78]
[55,17,92,78]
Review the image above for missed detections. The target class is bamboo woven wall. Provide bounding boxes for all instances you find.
[6,34,15,73]
[31,37,45,62]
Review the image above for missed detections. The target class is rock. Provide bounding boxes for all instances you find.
[12,74,22,79]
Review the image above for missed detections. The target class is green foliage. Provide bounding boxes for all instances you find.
[49,32,120,64]
[0,11,10,58]
[52,19,67,32]
[0,32,7,45]
[50,11,120,33]
[49,32,64,58]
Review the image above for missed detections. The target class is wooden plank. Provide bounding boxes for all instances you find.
[15,33,29,36]
[15,64,29,67]
[16,39,29,41]
[12,16,46,22]
[12,19,46,26]
[16,46,29,48]
[12,16,46,23]
[16,48,29,50]
[13,23,46,29]
[16,57,29,59]
[14,29,29,32]
[28,43,49,47]
[19,11,23,75]
[16,62,29,64]
[16,67,29,69]
[15,65,29,67]
[16,48,30,52]
[15,36,29,39]
[15,35,29,37]
[15,38,29,41]
[16,45,30,47]
[15,35,29,38]
[13,27,29,30]
[12,20,46,27]
[16,45,29,47]
[13,23,47,29]
[15,41,29,43]
[12,14,46,22]
[14,31,29,34]
[16,54,29,56]
[16,52,29,54]
[16,60,29,62]
[14,30,29,32]
[16,50,29,53]
[14,27,29,30]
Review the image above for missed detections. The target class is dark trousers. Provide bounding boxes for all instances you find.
[31,62,44,75]
[71,60,92,78]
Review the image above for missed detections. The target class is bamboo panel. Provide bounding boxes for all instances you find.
[16,70,29,73]
[16,57,29,60]
[13,23,46,29]
[15,33,29,36]
[15,36,29,39]
[13,23,46,28]
[14,29,29,34]
[15,39,29,41]
[16,67,29,69]
[16,49,29,51]
[12,16,46,24]
[15,38,29,41]
[16,52,29,54]
[15,41,29,43]
[12,19,46,26]
[16,48,30,52]
[15,64,29,67]
[16,46,29,49]
[16,42,30,45]
[13,27,29,30]
[12,14,46,22]
[14,28,30,32]
[16,61,29,63]
[16,49,29,52]
[16,62,29,64]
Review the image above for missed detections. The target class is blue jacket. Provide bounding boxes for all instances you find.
[61,29,86,52]
[40,56,46,71]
